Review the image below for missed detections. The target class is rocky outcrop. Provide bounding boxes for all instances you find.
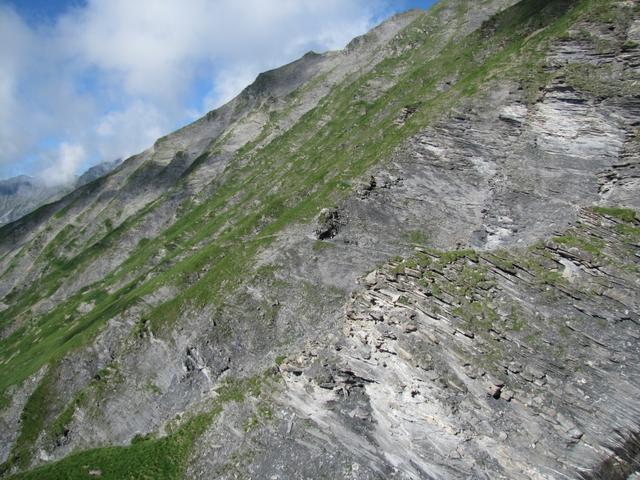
[316,208,342,240]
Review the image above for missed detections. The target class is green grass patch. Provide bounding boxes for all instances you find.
[554,233,605,256]
[2,370,57,471]
[616,224,640,240]
[5,412,215,480]
[5,372,274,479]
[403,230,430,246]
[593,207,637,223]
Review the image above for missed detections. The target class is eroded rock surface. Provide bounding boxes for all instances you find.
[275,209,640,479]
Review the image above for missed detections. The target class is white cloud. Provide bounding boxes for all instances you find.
[206,65,262,109]
[0,0,393,179]
[94,101,169,162]
[0,6,36,164]
[60,0,385,104]
[39,142,86,186]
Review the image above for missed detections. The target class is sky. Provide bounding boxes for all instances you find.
[0,0,435,183]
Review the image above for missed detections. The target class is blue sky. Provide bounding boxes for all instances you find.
[0,0,436,182]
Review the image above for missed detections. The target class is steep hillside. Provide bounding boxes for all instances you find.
[0,0,639,478]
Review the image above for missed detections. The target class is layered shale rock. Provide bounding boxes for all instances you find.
[276,208,640,479]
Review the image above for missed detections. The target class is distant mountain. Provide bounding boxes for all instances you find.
[76,159,122,187]
[0,176,70,226]
[0,159,120,226]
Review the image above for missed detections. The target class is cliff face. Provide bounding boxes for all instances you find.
[0,1,639,479]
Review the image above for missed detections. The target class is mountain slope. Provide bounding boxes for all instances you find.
[0,0,639,478]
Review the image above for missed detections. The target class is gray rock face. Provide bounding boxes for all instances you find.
[0,1,639,479]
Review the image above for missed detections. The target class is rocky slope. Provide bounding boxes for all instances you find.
[273,208,640,479]
[0,0,639,479]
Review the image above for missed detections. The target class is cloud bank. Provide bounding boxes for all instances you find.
[0,0,398,182]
